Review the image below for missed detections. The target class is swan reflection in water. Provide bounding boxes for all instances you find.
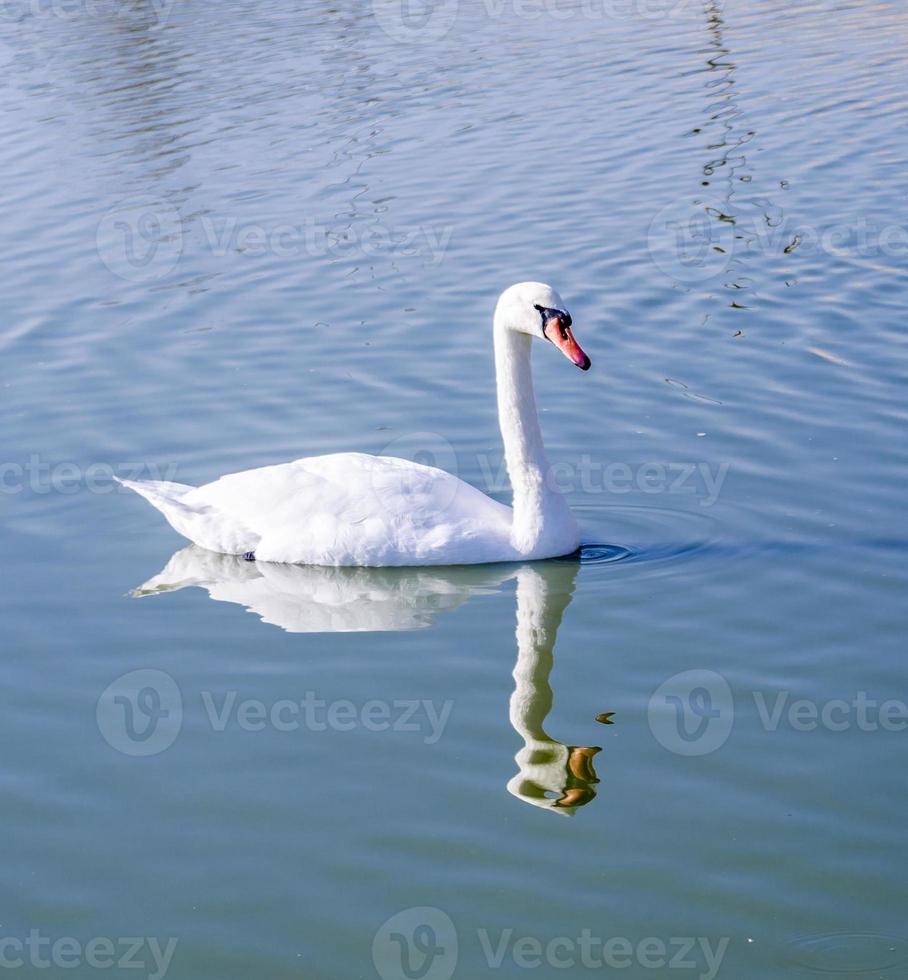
[508,562,602,814]
[134,547,605,814]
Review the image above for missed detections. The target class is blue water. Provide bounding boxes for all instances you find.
[2,0,907,977]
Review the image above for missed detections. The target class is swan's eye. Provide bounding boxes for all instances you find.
[534,304,572,340]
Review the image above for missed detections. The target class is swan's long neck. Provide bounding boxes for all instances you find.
[494,323,571,554]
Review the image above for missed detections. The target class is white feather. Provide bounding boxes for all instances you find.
[119,282,588,567]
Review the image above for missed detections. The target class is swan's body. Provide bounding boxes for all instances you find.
[120,453,516,566]
[119,283,592,567]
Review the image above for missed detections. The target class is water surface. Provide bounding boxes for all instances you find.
[1,0,907,977]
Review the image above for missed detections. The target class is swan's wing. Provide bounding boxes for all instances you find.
[185,452,512,565]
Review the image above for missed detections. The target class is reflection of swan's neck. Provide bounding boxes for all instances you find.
[494,324,570,554]
[509,567,558,743]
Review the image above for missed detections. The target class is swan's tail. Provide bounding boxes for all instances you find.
[115,476,195,507]
[115,477,259,555]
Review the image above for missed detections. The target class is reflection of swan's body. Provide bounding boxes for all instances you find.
[117,282,591,567]
[134,545,512,632]
[135,548,603,812]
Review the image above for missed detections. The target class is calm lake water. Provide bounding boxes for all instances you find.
[2,0,907,977]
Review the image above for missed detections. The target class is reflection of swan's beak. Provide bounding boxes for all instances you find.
[553,786,597,809]
[507,743,602,816]
[550,746,601,810]
[566,745,601,785]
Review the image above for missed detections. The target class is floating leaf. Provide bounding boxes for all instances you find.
[808,346,849,366]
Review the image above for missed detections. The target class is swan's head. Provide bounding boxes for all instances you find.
[495,281,591,371]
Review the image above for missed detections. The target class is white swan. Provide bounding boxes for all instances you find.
[118,282,591,566]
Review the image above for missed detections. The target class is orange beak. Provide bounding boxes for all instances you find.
[544,314,591,371]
